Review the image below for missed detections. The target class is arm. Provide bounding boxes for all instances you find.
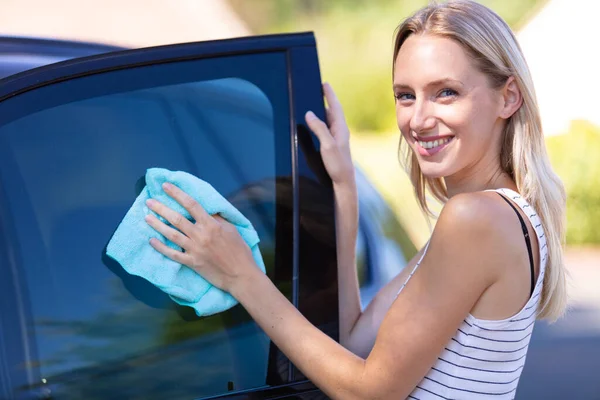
[341,244,427,358]
[307,84,423,358]
[226,192,504,399]
[333,180,362,347]
[306,84,435,359]
[305,84,363,348]
[146,188,508,399]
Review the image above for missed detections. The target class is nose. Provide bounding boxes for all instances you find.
[409,99,436,134]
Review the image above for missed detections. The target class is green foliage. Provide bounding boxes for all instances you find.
[230,0,547,134]
[546,121,600,245]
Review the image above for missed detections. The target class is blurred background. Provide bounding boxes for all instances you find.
[1,0,597,314]
[232,0,600,310]
[1,0,598,359]
[1,0,597,312]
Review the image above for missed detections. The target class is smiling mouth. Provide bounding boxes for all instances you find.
[414,136,455,156]
[417,136,453,149]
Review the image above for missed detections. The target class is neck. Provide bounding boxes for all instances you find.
[444,158,517,198]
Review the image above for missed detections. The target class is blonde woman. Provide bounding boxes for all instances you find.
[145,0,567,398]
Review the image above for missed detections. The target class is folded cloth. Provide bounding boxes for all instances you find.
[107,167,265,317]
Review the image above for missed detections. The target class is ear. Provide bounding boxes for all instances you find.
[499,76,522,119]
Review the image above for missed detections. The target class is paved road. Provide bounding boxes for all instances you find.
[516,248,600,399]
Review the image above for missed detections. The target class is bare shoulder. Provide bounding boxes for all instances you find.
[436,191,519,236]
[430,191,524,276]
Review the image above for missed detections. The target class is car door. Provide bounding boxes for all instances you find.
[0,33,337,400]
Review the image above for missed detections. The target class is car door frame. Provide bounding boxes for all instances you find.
[0,32,334,399]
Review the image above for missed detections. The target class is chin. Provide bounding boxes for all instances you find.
[421,171,448,179]
[418,163,454,179]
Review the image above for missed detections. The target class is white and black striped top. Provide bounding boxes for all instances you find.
[398,188,547,399]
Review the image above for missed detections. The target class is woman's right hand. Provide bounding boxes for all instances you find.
[305,83,355,187]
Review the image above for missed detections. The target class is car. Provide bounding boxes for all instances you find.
[0,34,416,399]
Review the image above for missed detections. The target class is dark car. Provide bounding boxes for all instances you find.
[0,34,416,399]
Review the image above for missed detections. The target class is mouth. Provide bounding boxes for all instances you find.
[414,136,455,157]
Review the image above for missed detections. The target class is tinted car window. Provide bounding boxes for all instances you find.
[0,52,292,399]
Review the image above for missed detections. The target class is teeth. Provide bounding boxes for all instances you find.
[418,137,453,149]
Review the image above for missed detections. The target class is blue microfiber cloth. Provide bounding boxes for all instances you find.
[107,167,265,317]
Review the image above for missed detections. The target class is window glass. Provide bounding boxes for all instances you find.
[0,52,291,399]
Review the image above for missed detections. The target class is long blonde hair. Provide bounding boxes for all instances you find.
[393,0,567,321]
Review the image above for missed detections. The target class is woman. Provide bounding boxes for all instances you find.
[144,0,567,398]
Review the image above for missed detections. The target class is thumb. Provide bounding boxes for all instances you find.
[305,111,334,147]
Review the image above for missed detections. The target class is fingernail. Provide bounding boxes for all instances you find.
[146,199,155,207]
[306,111,315,121]
[162,182,172,190]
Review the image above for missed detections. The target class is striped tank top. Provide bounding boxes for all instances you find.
[398,188,548,399]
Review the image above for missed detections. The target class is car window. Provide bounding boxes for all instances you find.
[0,52,293,399]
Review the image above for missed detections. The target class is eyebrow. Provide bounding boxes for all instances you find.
[393,78,464,91]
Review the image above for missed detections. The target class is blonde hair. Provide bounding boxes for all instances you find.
[393,0,567,321]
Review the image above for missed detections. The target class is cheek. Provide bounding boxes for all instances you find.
[395,105,412,138]
[438,101,493,143]
[463,110,498,149]
[436,103,472,132]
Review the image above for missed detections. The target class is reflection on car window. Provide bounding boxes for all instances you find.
[0,53,291,399]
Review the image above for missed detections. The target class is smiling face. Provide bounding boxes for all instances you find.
[393,34,507,180]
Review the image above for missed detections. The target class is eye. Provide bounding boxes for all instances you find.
[439,88,458,97]
[395,92,415,101]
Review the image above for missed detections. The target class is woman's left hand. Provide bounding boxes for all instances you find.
[144,182,257,293]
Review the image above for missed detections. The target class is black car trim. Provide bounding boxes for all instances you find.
[289,45,339,383]
[286,49,300,383]
[201,379,318,399]
[0,32,316,102]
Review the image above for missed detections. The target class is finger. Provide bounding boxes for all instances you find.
[213,214,235,229]
[162,182,210,223]
[146,198,195,236]
[323,83,348,134]
[305,111,334,148]
[149,237,192,265]
[323,82,343,115]
[145,213,193,250]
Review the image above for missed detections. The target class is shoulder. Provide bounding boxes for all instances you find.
[429,191,523,275]
[436,191,517,237]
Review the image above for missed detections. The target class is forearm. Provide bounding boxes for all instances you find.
[231,267,368,400]
[333,180,362,348]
